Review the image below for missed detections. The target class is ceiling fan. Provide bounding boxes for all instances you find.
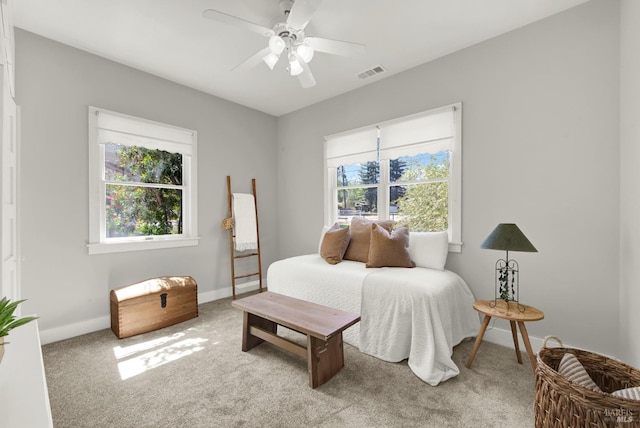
[202,0,366,88]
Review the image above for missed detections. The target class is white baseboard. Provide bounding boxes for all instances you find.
[480,327,620,362]
[39,280,262,345]
[197,280,261,304]
[480,325,545,354]
[41,282,553,353]
[39,314,111,345]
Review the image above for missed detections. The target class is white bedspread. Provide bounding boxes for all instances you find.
[267,254,479,385]
[359,267,479,385]
[267,254,366,345]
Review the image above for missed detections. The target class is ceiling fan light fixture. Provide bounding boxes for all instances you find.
[296,43,314,63]
[289,55,303,76]
[263,52,280,70]
[268,35,286,55]
[203,0,366,89]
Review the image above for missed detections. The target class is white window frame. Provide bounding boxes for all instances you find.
[87,106,199,254]
[324,102,462,252]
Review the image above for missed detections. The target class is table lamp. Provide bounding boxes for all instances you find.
[481,223,537,312]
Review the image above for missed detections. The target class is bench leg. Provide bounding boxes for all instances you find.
[307,333,344,388]
[242,312,277,352]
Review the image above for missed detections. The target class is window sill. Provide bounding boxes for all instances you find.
[448,241,462,253]
[87,237,200,255]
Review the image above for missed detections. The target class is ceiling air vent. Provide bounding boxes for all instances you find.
[357,65,387,80]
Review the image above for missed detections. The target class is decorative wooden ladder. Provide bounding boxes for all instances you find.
[222,176,263,299]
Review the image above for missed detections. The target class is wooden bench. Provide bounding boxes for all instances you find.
[231,291,360,388]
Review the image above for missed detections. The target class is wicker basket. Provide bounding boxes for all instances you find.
[535,336,640,427]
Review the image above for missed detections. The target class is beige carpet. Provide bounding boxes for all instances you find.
[42,294,535,427]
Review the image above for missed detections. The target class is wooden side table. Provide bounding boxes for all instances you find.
[466,299,544,371]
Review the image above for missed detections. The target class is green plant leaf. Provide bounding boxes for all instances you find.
[4,316,38,331]
[0,297,10,313]
[0,311,15,327]
[0,297,37,338]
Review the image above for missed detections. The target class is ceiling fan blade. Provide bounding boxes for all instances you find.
[298,60,316,88]
[203,9,274,37]
[286,0,324,30]
[307,37,366,57]
[232,47,272,72]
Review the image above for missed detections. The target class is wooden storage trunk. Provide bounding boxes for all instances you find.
[110,276,198,339]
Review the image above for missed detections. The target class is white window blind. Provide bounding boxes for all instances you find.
[95,108,194,154]
[325,106,456,165]
[325,127,378,168]
[379,108,455,160]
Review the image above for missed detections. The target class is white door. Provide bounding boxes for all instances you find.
[1,65,19,305]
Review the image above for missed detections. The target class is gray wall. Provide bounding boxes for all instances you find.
[15,0,637,363]
[620,0,640,367]
[16,30,278,341]
[277,0,621,356]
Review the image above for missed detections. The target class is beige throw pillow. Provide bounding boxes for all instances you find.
[557,353,602,392]
[320,223,350,265]
[366,224,414,268]
[343,217,394,263]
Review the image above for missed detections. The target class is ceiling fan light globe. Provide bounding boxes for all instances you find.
[296,44,314,63]
[289,57,304,76]
[269,35,286,55]
[263,53,280,70]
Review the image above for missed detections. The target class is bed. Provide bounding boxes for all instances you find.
[266,224,480,386]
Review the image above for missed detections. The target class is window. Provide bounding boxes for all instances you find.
[325,103,462,252]
[88,107,198,254]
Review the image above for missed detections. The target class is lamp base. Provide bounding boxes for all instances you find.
[493,258,523,311]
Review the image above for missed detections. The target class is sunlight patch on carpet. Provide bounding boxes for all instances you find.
[113,333,187,359]
[115,337,208,380]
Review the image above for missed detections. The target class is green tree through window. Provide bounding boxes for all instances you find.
[358,161,379,213]
[395,158,449,231]
[106,145,183,238]
[389,158,407,203]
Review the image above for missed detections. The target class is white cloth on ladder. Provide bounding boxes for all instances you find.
[232,193,258,251]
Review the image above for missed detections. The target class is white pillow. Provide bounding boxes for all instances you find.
[408,231,449,270]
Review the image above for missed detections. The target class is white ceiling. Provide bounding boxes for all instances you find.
[13,0,589,117]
